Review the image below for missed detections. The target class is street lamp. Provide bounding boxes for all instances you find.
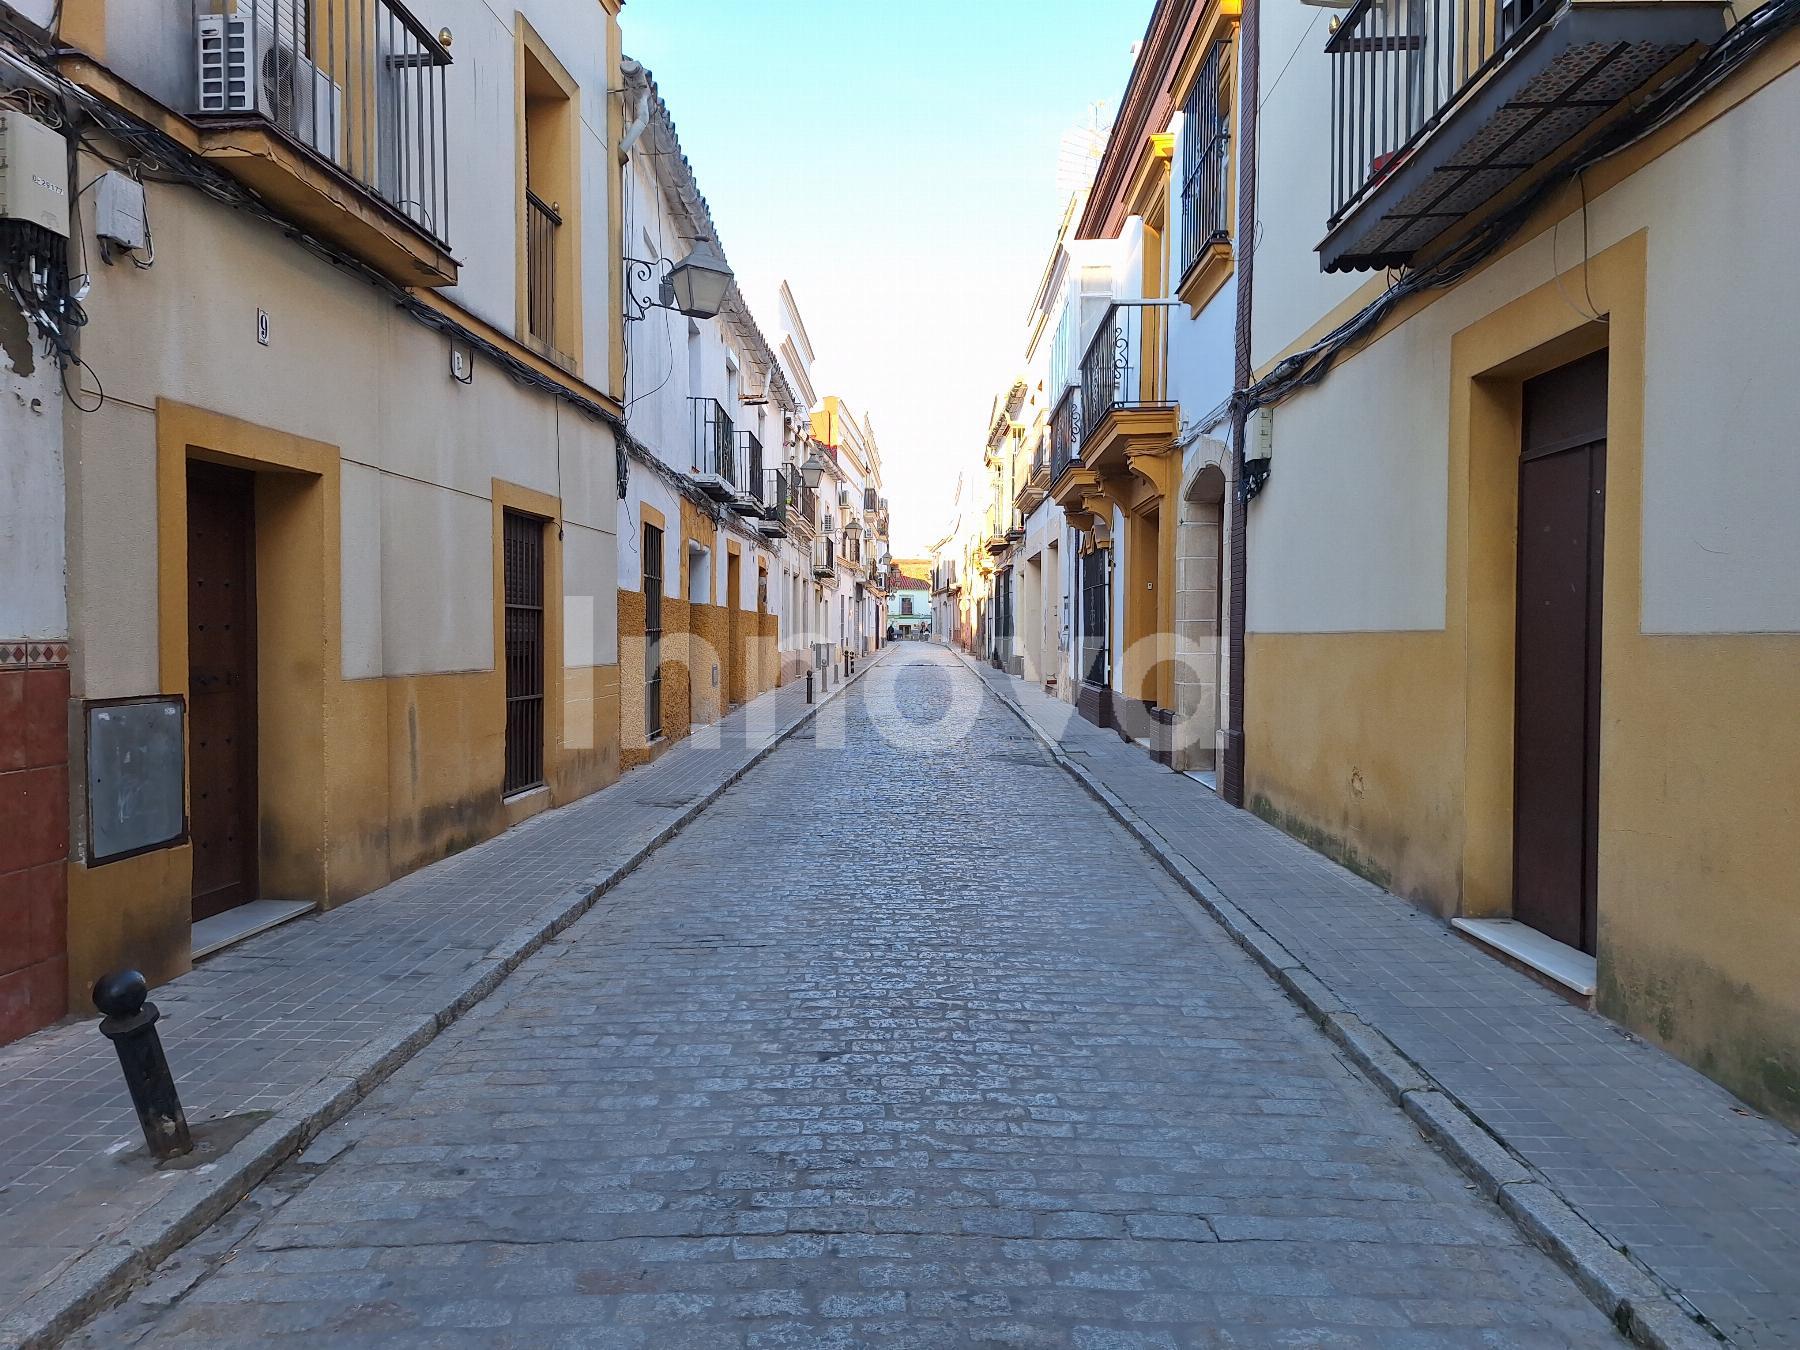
[799,445,832,490]
[666,239,732,318]
[623,238,735,322]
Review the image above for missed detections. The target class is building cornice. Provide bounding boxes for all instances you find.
[1077,0,1237,243]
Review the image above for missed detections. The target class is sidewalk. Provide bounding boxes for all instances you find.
[959,650,1800,1349]
[0,650,883,1341]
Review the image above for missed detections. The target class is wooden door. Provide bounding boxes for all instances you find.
[1513,351,1607,955]
[726,551,742,705]
[187,462,259,922]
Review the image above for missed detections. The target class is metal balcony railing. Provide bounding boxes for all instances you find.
[762,466,789,517]
[1179,40,1232,278]
[690,398,735,483]
[196,0,453,245]
[736,431,764,504]
[1050,384,1083,480]
[1078,301,1171,450]
[1327,0,1554,223]
[525,189,560,347]
[788,469,819,534]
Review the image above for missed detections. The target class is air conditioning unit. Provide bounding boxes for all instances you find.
[196,6,342,161]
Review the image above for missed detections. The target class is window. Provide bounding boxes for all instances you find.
[503,511,546,794]
[1080,548,1110,687]
[901,596,914,617]
[1179,40,1232,281]
[643,521,664,739]
[519,22,578,361]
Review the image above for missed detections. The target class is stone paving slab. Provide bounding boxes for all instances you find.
[961,650,1800,1349]
[0,654,878,1327]
[71,645,1617,1348]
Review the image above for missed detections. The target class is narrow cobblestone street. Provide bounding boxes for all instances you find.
[77,648,1616,1347]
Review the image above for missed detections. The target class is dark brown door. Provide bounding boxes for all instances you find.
[187,461,259,922]
[1514,351,1607,955]
[503,510,546,795]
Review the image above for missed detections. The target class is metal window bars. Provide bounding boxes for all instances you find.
[525,189,560,347]
[501,511,545,795]
[197,0,453,246]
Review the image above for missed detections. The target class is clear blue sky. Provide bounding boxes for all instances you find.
[621,0,1151,554]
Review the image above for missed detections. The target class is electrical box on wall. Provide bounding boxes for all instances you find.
[95,171,149,251]
[0,109,70,236]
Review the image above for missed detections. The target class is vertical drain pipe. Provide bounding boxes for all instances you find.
[1223,0,1261,810]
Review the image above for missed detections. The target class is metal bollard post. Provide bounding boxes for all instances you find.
[94,970,193,1160]
[805,669,814,704]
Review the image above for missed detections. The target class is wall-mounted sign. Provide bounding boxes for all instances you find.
[87,696,186,864]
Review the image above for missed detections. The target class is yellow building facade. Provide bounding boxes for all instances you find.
[1245,0,1800,1121]
[25,0,629,1009]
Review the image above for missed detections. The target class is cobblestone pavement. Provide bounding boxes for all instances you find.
[77,647,1615,1347]
[959,652,1800,1349]
[0,656,861,1319]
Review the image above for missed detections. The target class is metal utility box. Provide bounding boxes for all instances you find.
[0,108,70,237]
[95,171,149,251]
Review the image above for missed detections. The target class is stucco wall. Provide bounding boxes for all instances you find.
[1244,58,1800,1121]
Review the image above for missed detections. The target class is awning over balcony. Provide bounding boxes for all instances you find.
[1320,0,1725,274]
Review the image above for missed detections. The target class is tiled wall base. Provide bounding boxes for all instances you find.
[0,653,71,1042]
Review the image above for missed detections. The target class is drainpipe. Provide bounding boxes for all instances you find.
[1222,0,1260,810]
[619,58,652,158]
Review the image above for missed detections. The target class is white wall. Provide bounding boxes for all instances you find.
[0,333,66,641]
[1249,0,1368,371]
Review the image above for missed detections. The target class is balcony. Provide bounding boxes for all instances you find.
[1047,382,1101,517]
[729,431,765,517]
[811,536,835,580]
[787,469,819,538]
[190,0,456,286]
[1078,301,1178,476]
[690,399,736,499]
[1321,0,1723,273]
[756,468,789,538]
[1016,435,1051,513]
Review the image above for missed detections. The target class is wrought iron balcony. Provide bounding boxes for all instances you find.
[787,468,819,536]
[1049,385,1083,482]
[690,398,735,498]
[1179,38,1232,283]
[1078,301,1176,468]
[730,431,765,515]
[755,468,789,538]
[193,0,452,257]
[1322,0,1724,272]
[811,536,835,579]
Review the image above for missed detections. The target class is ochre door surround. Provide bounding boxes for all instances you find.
[1450,236,1636,934]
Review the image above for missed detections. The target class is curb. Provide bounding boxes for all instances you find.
[0,651,888,1350]
[948,648,1720,1350]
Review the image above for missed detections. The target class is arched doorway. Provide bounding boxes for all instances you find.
[1174,458,1228,777]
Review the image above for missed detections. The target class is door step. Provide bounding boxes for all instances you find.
[1452,918,1596,1002]
[192,899,318,961]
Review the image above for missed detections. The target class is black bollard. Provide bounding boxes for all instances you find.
[94,970,193,1160]
[806,669,814,704]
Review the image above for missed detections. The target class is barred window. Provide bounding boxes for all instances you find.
[1179,40,1232,281]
